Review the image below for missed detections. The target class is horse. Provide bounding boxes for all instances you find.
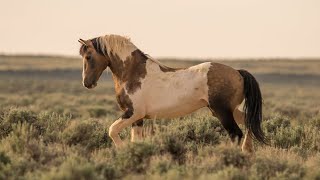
[78,34,266,152]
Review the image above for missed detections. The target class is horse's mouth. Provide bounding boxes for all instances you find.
[85,82,97,89]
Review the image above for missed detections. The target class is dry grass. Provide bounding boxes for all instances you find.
[0,55,319,179]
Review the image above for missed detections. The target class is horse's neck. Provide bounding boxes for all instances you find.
[109,49,148,91]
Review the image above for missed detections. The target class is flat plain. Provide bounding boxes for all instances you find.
[0,55,319,179]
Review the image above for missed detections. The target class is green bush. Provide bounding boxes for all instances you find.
[0,151,10,165]
[273,126,304,149]
[214,143,250,168]
[0,106,320,179]
[62,120,111,151]
[251,148,305,179]
[147,155,173,175]
[87,107,109,118]
[164,116,224,146]
[208,166,247,180]
[38,155,99,180]
[264,115,291,134]
[0,109,38,138]
[37,112,70,143]
[310,117,320,130]
[0,110,70,143]
[305,153,320,179]
[160,135,187,164]
[5,109,38,125]
[114,142,156,174]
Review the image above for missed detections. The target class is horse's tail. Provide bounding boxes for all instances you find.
[238,69,267,144]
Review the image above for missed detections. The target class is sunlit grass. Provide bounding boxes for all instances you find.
[0,57,319,179]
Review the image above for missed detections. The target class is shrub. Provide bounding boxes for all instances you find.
[251,148,305,179]
[91,148,121,179]
[114,142,156,174]
[263,115,291,134]
[87,107,109,118]
[208,166,247,180]
[194,117,222,145]
[0,151,10,165]
[0,123,40,154]
[0,109,38,138]
[164,116,223,146]
[37,112,70,143]
[160,136,187,164]
[263,115,306,149]
[39,155,99,180]
[5,109,37,125]
[214,143,250,168]
[0,123,44,178]
[148,155,173,175]
[273,126,304,149]
[62,120,111,151]
[310,117,320,130]
[305,153,320,179]
[0,109,71,145]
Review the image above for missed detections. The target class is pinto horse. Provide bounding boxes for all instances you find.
[78,35,265,152]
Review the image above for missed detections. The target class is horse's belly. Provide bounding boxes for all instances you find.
[145,91,208,118]
[146,100,207,118]
[140,64,211,118]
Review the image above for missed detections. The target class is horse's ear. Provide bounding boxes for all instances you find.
[78,38,88,46]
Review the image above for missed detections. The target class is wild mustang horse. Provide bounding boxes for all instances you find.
[78,34,266,152]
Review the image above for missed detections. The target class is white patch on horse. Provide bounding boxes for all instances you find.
[130,61,212,118]
[237,99,245,112]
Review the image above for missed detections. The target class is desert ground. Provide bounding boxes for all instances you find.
[0,55,319,179]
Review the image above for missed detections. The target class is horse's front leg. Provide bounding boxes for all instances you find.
[108,110,144,147]
[131,119,144,142]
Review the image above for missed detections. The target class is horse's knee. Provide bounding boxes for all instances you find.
[109,120,122,138]
[108,124,119,138]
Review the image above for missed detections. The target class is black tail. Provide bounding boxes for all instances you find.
[238,69,266,144]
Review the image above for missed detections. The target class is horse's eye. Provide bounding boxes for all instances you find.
[86,56,92,60]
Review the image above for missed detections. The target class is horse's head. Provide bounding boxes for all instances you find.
[78,38,110,89]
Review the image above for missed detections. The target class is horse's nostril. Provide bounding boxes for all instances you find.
[83,81,89,88]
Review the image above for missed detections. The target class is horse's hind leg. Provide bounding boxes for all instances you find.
[209,101,243,144]
[131,119,144,142]
[233,108,253,152]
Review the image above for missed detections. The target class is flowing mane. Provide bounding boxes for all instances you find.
[104,35,135,54]
[79,34,175,70]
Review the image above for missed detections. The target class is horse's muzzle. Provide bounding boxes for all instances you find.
[83,81,97,89]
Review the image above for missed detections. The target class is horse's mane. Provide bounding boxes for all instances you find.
[79,34,174,70]
[104,35,134,53]
[145,54,174,70]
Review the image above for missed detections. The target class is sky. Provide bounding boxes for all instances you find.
[0,0,320,58]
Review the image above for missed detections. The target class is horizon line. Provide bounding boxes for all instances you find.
[1,53,320,61]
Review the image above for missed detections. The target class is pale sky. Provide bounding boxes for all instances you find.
[1,0,320,58]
